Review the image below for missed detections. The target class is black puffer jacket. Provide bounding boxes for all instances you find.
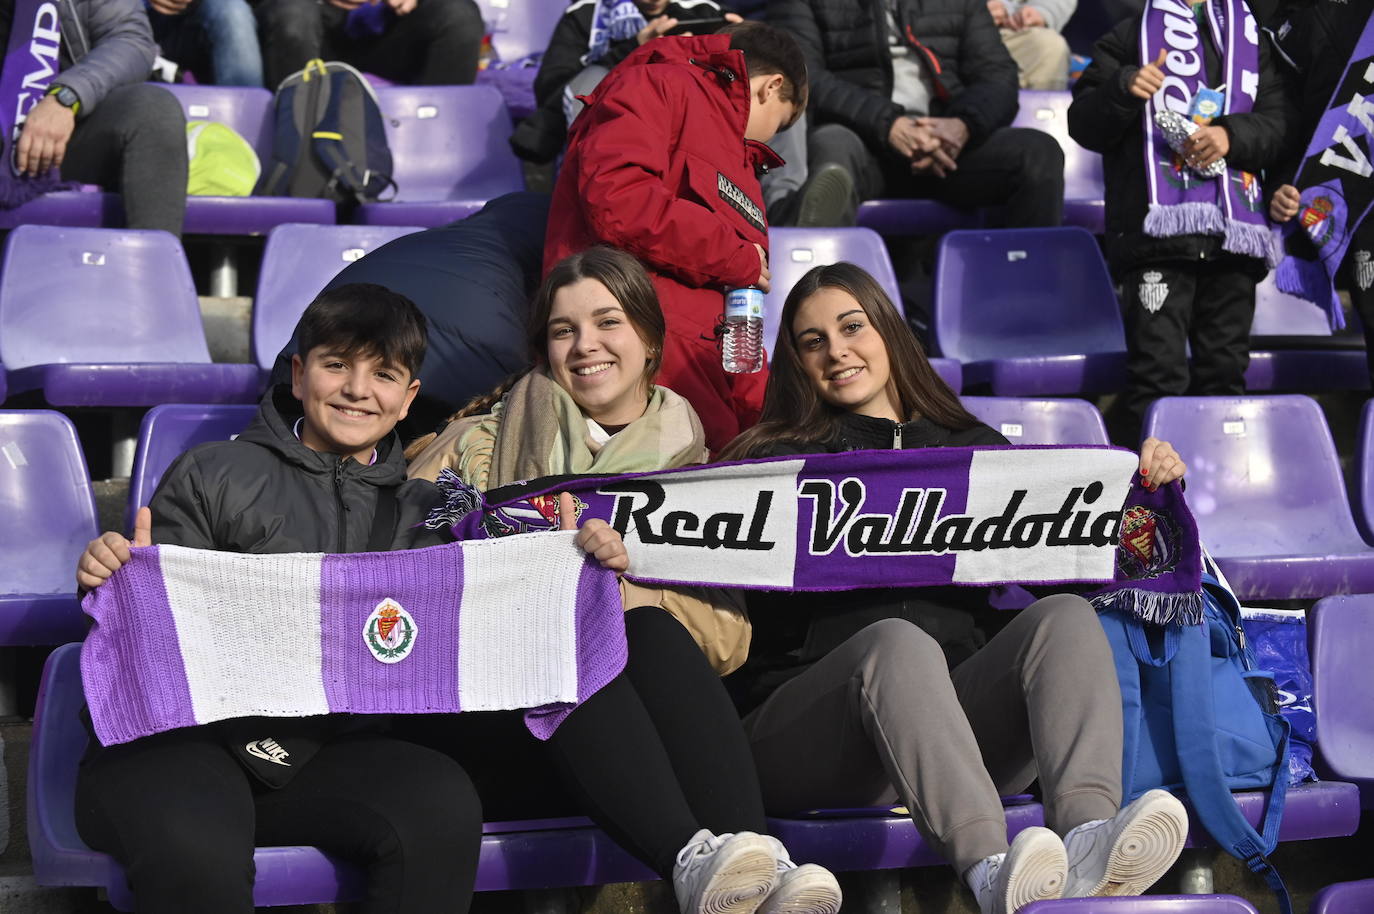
[765,0,1018,152]
[1068,12,1294,273]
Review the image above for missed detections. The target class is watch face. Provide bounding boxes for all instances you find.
[55,87,77,108]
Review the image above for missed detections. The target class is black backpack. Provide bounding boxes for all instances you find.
[256,59,395,204]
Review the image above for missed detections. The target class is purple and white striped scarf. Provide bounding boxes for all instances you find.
[1274,14,1374,329]
[584,0,647,65]
[0,0,72,208]
[1140,0,1277,265]
[81,532,625,747]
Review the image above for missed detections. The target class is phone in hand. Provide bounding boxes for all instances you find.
[665,16,730,36]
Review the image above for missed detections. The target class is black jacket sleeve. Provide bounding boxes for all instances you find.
[943,0,1019,145]
[1214,32,1295,174]
[534,12,595,107]
[148,452,220,551]
[767,0,906,152]
[1068,18,1146,153]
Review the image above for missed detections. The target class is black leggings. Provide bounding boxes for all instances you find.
[75,729,482,914]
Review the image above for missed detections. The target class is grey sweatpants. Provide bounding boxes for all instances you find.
[742,594,1123,873]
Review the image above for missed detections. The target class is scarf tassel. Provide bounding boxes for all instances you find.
[1144,201,1227,239]
[1092,587,1205,626]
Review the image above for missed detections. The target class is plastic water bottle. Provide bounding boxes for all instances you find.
[722,287,764,374]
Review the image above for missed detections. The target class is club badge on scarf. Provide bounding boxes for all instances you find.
[434,446,1205,624]
[1274,13,1374,329]
[1139,0,1277,266]
[1,0,75,209]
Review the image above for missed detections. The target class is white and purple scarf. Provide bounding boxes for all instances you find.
[1141,0,1277,265]
[584,0,647,65]
[81,532,626,747]
[1,0,72,208]
[1274,14,1374,329]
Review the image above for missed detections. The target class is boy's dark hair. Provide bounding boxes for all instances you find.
[723,21,809,117]
[297,283,428,378]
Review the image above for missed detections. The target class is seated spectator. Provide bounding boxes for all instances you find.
[513,0,743,163]
[987,0,1074,90]
[145,0,263,87]
[74,284,484,913]
[1,0,187,235]
[721,262,1190,914]
[544,22,809,452]
[256,0,484,89]
[767,0,1065,228]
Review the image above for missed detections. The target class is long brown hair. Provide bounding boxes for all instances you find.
[405,247,665,458]
[722,262,978,459]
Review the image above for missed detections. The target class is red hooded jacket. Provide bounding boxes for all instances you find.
[544,34,785,452]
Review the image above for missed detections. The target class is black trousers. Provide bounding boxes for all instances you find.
[75,729,482,914]
[1343,220,1374,388]
[60,84,187,237]
[808,121,1065,228]
[1112,255,1263,444]
[256,0,484,89]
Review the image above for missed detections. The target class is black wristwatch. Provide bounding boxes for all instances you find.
[46,84,81,116]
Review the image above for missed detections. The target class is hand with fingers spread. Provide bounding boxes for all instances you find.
[77,507,153,592]
[1137,437,1186,491]
[1130,50,1168,100]
[1270,184,1301,223]
[560,492,629,573]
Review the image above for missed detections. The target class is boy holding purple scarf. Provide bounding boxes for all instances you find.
[1068,0,1295,444]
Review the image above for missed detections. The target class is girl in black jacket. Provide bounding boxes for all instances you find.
[722,263,1190,914]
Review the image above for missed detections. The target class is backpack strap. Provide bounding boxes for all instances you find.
[1171,613,1293,914]
[367,486,399,553]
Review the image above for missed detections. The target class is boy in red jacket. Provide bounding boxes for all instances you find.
[544,22,808,452]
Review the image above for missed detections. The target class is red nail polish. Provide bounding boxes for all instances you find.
[1141,467,1149,476]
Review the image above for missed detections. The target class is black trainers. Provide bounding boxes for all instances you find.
[796,163,857,227]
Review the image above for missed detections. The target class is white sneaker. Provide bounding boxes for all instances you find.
[673,829,778,914]
[1063,789,1189,898]
[967,826,1068,914]
[756,838,842,914]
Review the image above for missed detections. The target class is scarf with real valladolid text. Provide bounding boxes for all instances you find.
[1274,13,1374,329]
[1,0,72,208]
[1141,0,1277,265]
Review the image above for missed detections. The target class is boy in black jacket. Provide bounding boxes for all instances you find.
[1069,0,1293,444]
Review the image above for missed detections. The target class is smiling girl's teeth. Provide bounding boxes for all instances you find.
[832,367,861,380]
[575,363,612,376]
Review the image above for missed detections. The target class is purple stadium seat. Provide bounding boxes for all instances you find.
[0,189,120,231]
[1310,878,1374,914]
[0,226,261,406]
[253,224,424,369]
[353,86,525,227]
[767,798,1043,872]
[1143,396,1374,600]
[0,412,96,645]
[961,397,1109,445]
[931,358,962,393]
[1179,781,1359,845]
[1021,898,1260,913]
[29,643,659,910]
[162,85,338,236]
[474,0,565,63]
[1355,401,1374,544]
[1310,594,1374,806]
[1244,270,1368,392]
[1011,90,1105,234]
[934,227,1127,395]
[857,198,988,235]
[125,404,258,529]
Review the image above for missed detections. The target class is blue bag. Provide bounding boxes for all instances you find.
[1097,559,1292,914]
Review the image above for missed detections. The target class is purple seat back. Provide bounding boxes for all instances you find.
[1310,595,1374,790]
[126,404,258,529]
[374,86,525,203]
[0,226,211,370]
[1250,269,1334,337]
[1142,396,1369,562]
[764,227,902,358]
[1310,878,1374,914]
[934,227,1125,363]
[961,397,1109,445]
[253,224,424,369]
[1020,897,1260,913]
[1357,400,1374,545]
[160,84,274,163]
[930,357,962,393]
[475,0,565,62]
[1010,90,1104,206]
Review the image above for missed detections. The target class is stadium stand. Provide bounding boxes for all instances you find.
[124,404,258,531]
[253,223,425,370]
[961,397,1110,445]
[933,227,1127,395]
[1142,396,1374,600]
[1011,90,1105,235]
[1309,878,1374,914]
[0,411,97,646]
[0,226,260,408]
[1310,594,1374,807]
[353,85,526,227]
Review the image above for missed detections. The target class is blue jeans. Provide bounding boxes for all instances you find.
[149,0,265,87]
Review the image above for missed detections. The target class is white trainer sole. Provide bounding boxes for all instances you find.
[693,834,778,914]
[1084,790,1189,897]
[757,863,843,914]
[1002,826,1068,914]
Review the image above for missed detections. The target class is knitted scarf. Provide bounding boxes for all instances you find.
[81,532,626,747]
[1140,0,1276,264]
[437,446,1204,623]
[585,0,648,65]
[0,0,73,208]
[1274,13,1374,329]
